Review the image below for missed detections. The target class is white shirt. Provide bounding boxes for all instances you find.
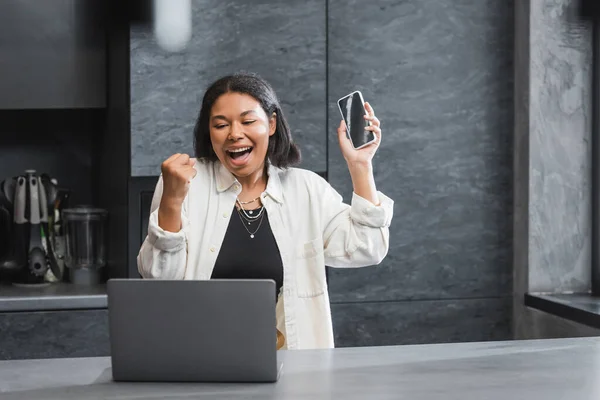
[137,159,394,350]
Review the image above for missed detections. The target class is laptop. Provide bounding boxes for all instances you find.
[107,279,283,382]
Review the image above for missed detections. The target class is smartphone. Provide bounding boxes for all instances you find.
[337,90,376,149]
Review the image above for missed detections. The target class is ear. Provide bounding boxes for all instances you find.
[269,112,277,137]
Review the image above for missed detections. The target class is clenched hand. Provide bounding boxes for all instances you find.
[158,153,196,232]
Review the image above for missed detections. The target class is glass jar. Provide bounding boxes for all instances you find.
[63,207,108,285]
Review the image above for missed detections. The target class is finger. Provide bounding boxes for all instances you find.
[163,153,182,165]
[365,125,381,136]
[364,102,375,117]
[365,125,382,144]
[337,120,348,138]
[364,114,380,127]
[171,154,191,169]
[188,157,196,167]
[337,120,353,151]
[185,167,197,182]
[175,153,191,166]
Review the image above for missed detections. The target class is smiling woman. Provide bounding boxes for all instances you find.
[193,74,301,173]
[209,94,280,173]
[137,72,394,350]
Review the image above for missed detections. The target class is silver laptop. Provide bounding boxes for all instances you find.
[107,279,283,383]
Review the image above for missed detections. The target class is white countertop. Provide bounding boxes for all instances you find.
[1,336,600,399]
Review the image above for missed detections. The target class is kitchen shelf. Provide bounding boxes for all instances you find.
[0,282,107,312]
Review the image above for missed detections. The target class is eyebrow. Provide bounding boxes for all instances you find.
[211,110,258,122]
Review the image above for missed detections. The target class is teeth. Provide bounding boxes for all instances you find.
[228,147,251,153]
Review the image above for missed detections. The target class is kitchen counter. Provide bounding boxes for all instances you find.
[0,282,106,312]
[526,293,600,330]
[1,337,600,399]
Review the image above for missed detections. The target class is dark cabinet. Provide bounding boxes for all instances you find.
[0,309,109,360]
[0,0,106,109]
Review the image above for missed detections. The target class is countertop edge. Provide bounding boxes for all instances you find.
[524,293,600,330]
[0,295,108,312]
[0,283,108,312]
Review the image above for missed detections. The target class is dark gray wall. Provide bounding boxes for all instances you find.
[130,0,515,346]
[327,0,514,346]
[130,0,326,176]
[513,0,600,339]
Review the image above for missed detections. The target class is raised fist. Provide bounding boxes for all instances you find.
[160,153,197,207]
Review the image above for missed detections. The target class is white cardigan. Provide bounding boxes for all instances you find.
[137,160,394,349]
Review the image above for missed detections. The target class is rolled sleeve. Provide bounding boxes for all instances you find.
[146,209,189,252]
[350,191,394,228]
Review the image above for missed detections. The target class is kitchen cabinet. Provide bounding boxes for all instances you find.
[0,0,106,109]
[0,309,109,360]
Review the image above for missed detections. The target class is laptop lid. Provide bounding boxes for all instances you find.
[107,279,279,382]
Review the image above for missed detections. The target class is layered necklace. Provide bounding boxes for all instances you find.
[235,196,265,239]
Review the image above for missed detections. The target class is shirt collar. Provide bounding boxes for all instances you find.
[215,161,284,204]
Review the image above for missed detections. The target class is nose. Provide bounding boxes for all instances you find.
[228,122,244,141]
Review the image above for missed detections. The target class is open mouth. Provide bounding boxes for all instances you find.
[227,146,253,159]
[226,146,253,165]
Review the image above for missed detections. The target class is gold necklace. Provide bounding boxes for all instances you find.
[237,196,260,205]
[236,198,264,218]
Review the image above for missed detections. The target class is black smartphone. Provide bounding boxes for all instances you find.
[337,90,376,149]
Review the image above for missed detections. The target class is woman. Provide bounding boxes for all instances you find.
[138,73,394,350]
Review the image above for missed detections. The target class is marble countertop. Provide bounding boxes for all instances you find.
[2,337,600,399]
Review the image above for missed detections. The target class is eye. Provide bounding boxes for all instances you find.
[214,124,227,129]
[242,120,256,125]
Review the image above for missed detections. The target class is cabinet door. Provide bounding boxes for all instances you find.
[0,310,109,360]
[0,0,106,109]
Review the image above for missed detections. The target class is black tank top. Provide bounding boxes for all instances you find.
[211,205,284,300]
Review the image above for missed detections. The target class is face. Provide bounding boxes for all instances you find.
[210,92,276,177]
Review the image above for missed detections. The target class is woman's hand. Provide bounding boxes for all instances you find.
[336,102,382,205]
[158,153,197,232]
[161,153,197,205]
[337,102,381,167]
